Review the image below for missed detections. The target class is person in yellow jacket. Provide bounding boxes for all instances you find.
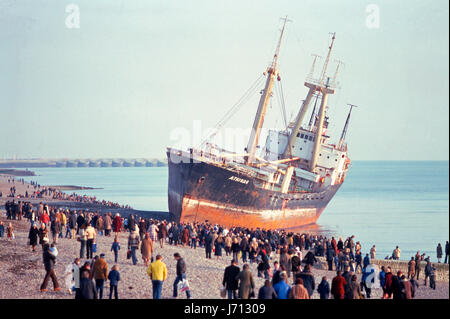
[147,255,167,299]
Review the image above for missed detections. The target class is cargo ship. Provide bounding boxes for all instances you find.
[167,18,355,230]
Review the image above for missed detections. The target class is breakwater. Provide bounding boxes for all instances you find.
[0,158,167,168]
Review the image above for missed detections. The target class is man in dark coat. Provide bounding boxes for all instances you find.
[77,271,97,299]
[302,251,317,266]
[204,231,214,259]
[445,241,449,264]
[222,259,240,299]
[326,245,335,271]
[295,265,315,297]
[391,271,403,299]
[173,253,191,299]
[28,223,39,252]
[40,243,60,292]
[318,276,330,299]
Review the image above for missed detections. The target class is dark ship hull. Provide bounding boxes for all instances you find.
[167,148,341,230]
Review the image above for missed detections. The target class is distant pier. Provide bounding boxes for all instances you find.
[0,158,167,168]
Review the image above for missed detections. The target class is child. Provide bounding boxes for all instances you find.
[0,221,4,238]
[107,265,121,299]
[111,235,120,263]
[6,223,14,240]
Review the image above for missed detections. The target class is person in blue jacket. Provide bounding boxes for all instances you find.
[108,265,121,299]
[317,276,330,299]
[273,272,291,299]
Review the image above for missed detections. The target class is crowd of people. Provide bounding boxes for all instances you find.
[2,177,131,209]
[1,201,448,300]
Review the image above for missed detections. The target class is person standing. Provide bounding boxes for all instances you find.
[28,223,39,252]
[445,241,449,264]
[436,243,443,263]
[258,280,277,299]
[108,265,121,299]
[92,253,108,299]
[317,276,330,299]
[77,271,97,299]
[414,252,422,280]
[325,244,335,271]
[85,223,96,259]
[128,228,141,265]
[40,243,61,292]
[222,259,240,299]
[273,272,291,299]
[290,278,309,299]
[236,264,255,299]
[141,233,154,267]
[111,235,120,263]
[147,255,167,299]
[78,223,88,259]
[424,260,432,286]
[370,245,376,259]
[331,271,347,300]
[408,257,416,279]
[295,264,315,298]
[104,213,112,237]
[204,231,213,259]
[401,275,413,299]
[392,246,401,260]
[172,253,191,299]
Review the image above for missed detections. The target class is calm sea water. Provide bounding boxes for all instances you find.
[22,161,449,262]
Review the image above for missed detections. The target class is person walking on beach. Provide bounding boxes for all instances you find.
[258,280,277,299]
[445,241,449,264]
[111,235,120,263]
[40,243,61,292]
[401,275,413,299]
[104,213,112,237]
[28,223,39,252]
[273,272,291,299]
[128,228,141,265]
[92,253,108,299]
[290,278,309,299]
[223,259,240,299]
[172,252,191,299]
[204,231,213,259]
[424,259,432,286]
[112,213,122,236]
[147,255,167,299]
[78,223,88,259]
[77,271,97,299]
[6,223,14,240]
[236,264,255,299]
[85,223,96,259]
[331,271,347,300]
[436,243,443,263]
[317,276,330,299]
[141,233,154,267]
[108,265,121,299]
[295,264,315,298]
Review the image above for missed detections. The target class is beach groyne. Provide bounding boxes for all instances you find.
[0,158,167,168]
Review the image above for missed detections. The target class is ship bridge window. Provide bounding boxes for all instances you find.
[300,133,305,138]
[309,136,313,141]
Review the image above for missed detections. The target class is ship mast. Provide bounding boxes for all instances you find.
[337,103,357,150]
[245,16,289,165]
[283,33,337,160]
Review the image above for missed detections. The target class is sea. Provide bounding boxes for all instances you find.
[21,161,449,262]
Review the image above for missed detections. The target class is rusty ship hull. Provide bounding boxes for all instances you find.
[167,148,341,230]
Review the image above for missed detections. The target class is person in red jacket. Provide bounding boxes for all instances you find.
[383,267,393,299]
[40,212,50,227]
[331,270,347,299]
[112,214,122,235]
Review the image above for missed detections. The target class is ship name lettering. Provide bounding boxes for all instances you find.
[228,176,249,184]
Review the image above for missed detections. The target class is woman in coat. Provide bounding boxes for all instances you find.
[236,264,255,299]
[28,223,39,252]
[215,235,224,260]
[141,233,154,266]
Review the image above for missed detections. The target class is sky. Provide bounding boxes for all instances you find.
[0,0,448,160]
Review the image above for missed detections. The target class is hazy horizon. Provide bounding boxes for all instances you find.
[1,0,449,161]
